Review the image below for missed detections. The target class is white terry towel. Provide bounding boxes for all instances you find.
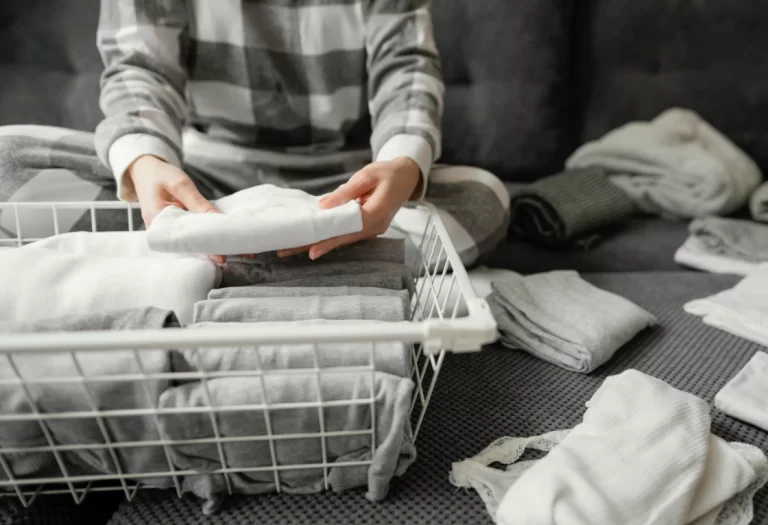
[451,370,768,525]
[147,184,363,255]
[674,216,768,276]
[0,247,218,325]
[715,352,768,433]
[567,108,762,219]
[684,265,768,347]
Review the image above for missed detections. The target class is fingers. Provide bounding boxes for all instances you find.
[277,245,311,258]
[319,170,377,210]
[172,178,219,215]
[309,231,367,260]
[209,255,226,264]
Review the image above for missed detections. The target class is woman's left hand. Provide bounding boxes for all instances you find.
[277,157,422,259]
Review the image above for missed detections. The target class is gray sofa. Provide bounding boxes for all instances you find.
[1,1,767,524]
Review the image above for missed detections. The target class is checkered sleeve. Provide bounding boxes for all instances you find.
[365,0,444,199]
[95,0,189,201]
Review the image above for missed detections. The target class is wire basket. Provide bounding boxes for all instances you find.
[0,200,497,508]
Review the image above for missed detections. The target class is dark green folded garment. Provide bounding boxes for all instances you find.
[509,167,636,249]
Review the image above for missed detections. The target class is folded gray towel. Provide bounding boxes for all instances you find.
[221,260,416,294]
[489,271,657,373]
[175,321,411,379]
[208,285,407,301]
[0,307,179,487]
[157,372,416,510]
[751,181,768,223]
[689,216,768,263]
[509,168,636,249]
[250,271,412,293]
[193,294,409,324]
[254,238,406,265]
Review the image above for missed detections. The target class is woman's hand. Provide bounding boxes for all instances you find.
[278,157,422,259]
[128,155,227,263]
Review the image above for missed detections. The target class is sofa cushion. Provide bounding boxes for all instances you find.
[488,217,690,273]
[0,0,102,131]
[575,0,768,175]
[431,0,576,181]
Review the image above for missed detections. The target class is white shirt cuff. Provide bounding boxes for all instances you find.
[375,134,433,200]
[108,134,182,201]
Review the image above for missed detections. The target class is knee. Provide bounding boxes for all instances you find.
[430,165,510,205]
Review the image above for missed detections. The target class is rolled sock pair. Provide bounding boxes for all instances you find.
[147,184,363,255]
[193,293,409,324]
[675,216,768,275]
[0,307,179,487]
[451,370,768,525]
[567,108,762,219]
[0,246,218,325]
[508,167,636,249]
[684,266,768,347]
[488,270,657,373]
[715,352,768,433]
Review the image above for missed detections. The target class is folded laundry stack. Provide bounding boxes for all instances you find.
[508,167,636,249]
[567,108,762,219]
[451,370,768,525]
[675,216,768,275]
[685,266,768,347]
[488,271,657,373]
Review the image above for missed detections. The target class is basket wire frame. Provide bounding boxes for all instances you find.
[0,201,495,507]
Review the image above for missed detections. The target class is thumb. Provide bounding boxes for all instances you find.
[320,170,377,210]
[173,178,219,214]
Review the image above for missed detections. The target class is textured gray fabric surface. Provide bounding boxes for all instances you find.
[104,272,768,524]
[489,217,691,273]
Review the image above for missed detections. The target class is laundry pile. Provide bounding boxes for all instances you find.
[0,185,421,514]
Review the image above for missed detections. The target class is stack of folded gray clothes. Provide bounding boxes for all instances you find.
[165,237,418,513]
[0,307,180,489]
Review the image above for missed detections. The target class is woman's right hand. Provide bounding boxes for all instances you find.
[128,155,226,263]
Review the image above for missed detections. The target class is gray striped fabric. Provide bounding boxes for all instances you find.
[509,168,636,249]
[95,0,443,184]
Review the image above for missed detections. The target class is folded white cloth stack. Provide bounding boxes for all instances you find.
[451,370,768,525]
[715,352,768,433]
[684,265,768,347]
[147,184,363,255]
[567,108,762,219]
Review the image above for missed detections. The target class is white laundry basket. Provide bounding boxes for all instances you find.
[0,200,497,507]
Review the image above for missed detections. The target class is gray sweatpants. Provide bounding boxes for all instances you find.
[0,125,510,267]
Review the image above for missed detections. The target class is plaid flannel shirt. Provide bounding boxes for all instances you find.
[95,0,444,200]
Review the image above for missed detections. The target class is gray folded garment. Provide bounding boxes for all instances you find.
[157,372,416,511]
[193,293,409,324]
[248,238,406,265]
[488,271,657,373]
[688,216,768,262]
[175,321,411,378]
[221,259,416,295]
[0,307,179,487]
[208,285,407,301]
[509,168,636,250]
[750,181,768,222]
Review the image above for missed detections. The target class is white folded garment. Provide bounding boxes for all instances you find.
[567,108,762,219]
[675,237,760,276]
[451,370,768,525]
[715,352,768,433]
[30,230,182,259]
[684,265,768,347]
[0,247,218,325]
[147,184,363,255]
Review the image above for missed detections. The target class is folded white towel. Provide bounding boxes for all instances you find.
[0,247,218,325]
[147,184,363,255]
[31,230,181,259]
[675,237,761,276]
[684,265,768,347]
[452,370,768,525]
[715,352,768,433]
[567,108,762,219]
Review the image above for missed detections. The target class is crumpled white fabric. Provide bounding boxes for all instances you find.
[451,370,768,525]
[715,352,768,433]
[567,108,762,219]
[147,184,363,255]
[685,265,768,347]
